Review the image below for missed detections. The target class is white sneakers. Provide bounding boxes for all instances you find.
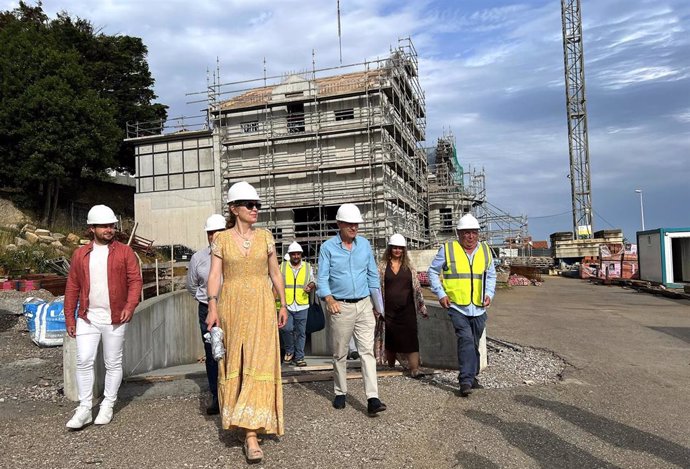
[66,404,114,429]
[94,405,113,425]
[66,406,92,429]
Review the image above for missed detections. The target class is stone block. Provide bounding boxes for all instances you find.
[79,239,90,245]
[50,241,63,249]
[24,232,39,244]
[5,244,17,251]
[66,233,80,244]
[35,228,51,236]
[21,224,36,233]
[39,235,55,244]
[14,237,29,247]
[52,233,66,241]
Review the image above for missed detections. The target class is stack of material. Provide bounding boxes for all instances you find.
[508,274,531,286]
[599,244,638,280]
[579,243,638,280]
[417,271,429,286]
[510,265,542,282]
[509,257,555,269]
[580,256,599,279]
[21,274,67,296]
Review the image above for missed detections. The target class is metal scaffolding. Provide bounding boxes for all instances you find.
[426,133,527,249]
[211,38,428,257]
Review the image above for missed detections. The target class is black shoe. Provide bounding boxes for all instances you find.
[206,398,220,415]
[347,351,360,360]
[459,384,473,397]
[333,395,346,409]
[367,398,387,415]
[471,379,484,389]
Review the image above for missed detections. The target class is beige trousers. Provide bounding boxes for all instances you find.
[330,298,378,399]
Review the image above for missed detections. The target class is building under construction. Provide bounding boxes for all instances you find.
[427,132,527,248]
[126,39,523,254]
[215,40,427,257]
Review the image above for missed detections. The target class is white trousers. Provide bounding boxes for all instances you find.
[330,298,378,398]
[76,317,127,408]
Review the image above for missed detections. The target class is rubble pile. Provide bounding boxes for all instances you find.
[3,224,85,255]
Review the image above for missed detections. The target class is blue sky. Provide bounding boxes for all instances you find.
[4,0,689,242]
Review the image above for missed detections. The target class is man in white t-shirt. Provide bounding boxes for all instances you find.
[63,205,142,429]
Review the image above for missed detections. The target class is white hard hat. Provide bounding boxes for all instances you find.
[335,203,364,223]
[456,214,480,230]
[388,233,407,247]
[204,214,226,232]
[86,205,118,225]
[227,181,260,203]
[287,241,303,253]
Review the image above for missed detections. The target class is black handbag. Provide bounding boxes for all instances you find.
[305,301,325,334]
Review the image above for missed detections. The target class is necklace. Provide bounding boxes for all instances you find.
[234,227,252,249]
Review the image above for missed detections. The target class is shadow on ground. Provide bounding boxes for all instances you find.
[515,395,690,468]
[453,450,501,469]
[297,380,371,415]
[465,409,618,469]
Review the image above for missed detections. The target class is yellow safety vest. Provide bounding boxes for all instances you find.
[281,261,311,306]
[441,241,492,307]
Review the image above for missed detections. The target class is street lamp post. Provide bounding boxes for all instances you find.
[634,189,645,231]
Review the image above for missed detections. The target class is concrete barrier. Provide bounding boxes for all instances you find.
[418,304,487,371]
[64,293,487,402]
[63,290,203,402]
[309,300,486,371]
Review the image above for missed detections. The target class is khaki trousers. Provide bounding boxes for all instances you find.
[330,298,378,399]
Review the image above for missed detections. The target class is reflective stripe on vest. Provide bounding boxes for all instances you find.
[281,261,310,306]
[441,241,491,307]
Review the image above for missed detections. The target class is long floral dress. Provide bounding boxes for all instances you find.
[211,229,283,435]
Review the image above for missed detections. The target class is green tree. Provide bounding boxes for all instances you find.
[0,2,167,223]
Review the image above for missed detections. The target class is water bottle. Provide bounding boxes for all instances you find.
[203,326,226,361]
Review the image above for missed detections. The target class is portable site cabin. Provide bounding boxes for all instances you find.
[637,228,690,288]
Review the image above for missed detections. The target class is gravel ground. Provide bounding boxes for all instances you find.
[428,340,567,392]
[0,289,571,468]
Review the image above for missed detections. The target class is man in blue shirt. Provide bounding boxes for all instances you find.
[317,203,386,415]
[186,214,226,414]
[428,213,496,397]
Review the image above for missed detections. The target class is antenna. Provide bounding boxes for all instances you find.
[337,0,342,64]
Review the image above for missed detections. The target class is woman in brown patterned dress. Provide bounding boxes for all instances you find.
[206,181,287,464]
[377,234,428,377]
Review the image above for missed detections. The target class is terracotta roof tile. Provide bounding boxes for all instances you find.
[219,68,388,111]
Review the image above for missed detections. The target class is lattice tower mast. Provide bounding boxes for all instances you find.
[561,0,593,238]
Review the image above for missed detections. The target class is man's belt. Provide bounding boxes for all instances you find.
[334,297,366,303]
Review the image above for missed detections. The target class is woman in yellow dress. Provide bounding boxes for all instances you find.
[206,181,287,464]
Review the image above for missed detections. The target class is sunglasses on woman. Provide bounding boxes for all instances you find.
[236,200,262,210]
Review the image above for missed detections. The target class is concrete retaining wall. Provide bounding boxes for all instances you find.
[310,300,486,371]
[407,249,441,272]
[63,290,203,402]
[64,293,486,402]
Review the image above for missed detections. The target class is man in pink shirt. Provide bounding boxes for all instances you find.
[64,205,142,429]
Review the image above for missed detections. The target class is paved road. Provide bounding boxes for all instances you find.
[1,276,688,468]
